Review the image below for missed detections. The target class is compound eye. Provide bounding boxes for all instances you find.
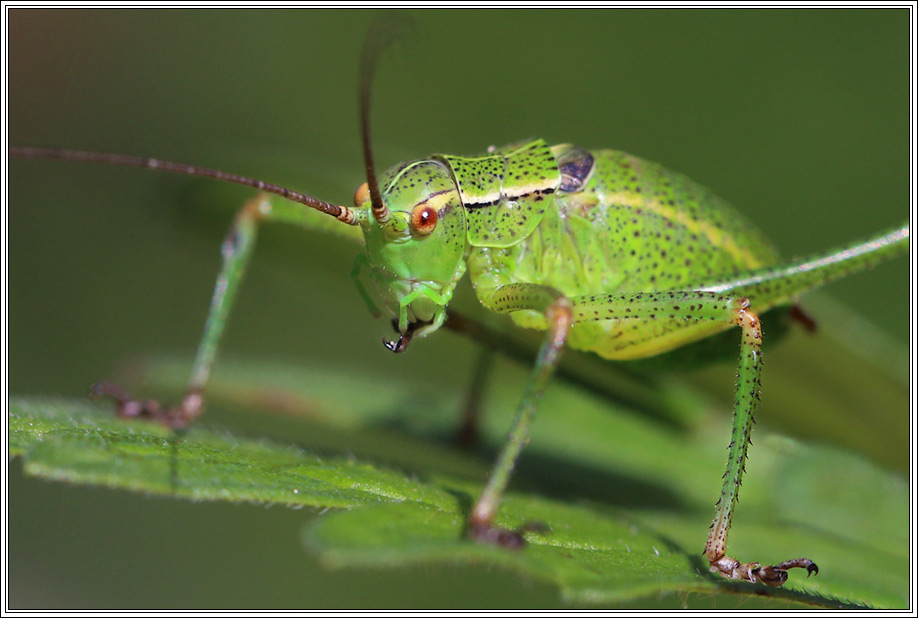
[411,204,438,236]
[354,182,370,207]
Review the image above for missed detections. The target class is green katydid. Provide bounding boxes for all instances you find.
[10,16,909,589]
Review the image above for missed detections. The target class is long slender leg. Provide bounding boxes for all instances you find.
[568,290,816,585]
[701,223,908,305]
[473,283,816,584]
[457,347,496,447]
[95,192,309,428]
[698,300,816,586]
[467,286,573,547]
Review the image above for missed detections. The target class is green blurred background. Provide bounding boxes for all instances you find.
[8,8,910,609]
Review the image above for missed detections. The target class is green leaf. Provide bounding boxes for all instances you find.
[10,346,909,610]
[10,397,454,511]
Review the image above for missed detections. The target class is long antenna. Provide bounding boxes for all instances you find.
[10,146,358,225]
[358,14,414,227]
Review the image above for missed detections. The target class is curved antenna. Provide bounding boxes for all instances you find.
[358,14,415,227]
[10,146,358,225]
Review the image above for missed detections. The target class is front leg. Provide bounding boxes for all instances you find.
[95,192,321,429]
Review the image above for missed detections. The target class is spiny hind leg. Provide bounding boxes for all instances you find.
[569,290,818,586]
[699,300,817,585]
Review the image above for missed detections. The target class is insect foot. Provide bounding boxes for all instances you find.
[709,554,818,587]
[90,381,203,430]
[467,516,550,550]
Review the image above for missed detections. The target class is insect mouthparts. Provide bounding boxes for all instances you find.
[383,317,434,353]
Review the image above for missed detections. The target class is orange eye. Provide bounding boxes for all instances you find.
[353,182,370,207]
[411,204,438,235]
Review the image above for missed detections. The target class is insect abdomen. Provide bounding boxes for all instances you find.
[467,146,782,359]
[585,149,781,287]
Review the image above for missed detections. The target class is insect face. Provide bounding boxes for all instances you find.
[355,159,468,340]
